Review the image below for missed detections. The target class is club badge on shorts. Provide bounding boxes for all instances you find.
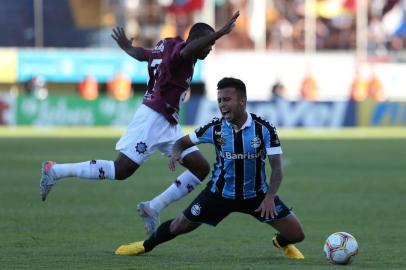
[135,141,147,154]
[191,203,201,216]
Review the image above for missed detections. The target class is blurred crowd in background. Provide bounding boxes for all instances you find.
[1,0,406,54]
[268,0,406,53]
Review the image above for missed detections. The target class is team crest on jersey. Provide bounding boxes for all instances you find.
[135,142,148,154]
[216,137,226,145]
[191,203,201,216]
[154,42,164,52]
[250,136,261,148]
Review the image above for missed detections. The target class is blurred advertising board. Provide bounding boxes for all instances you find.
[17,50,202,83]
[6,95,405,127]
[0,49,17,83]
[358,101,406,126]
[184,98,356,127]
[15,95,143,126]
[0,94,15,125]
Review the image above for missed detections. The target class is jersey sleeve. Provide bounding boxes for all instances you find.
[189,118,221,144]
[143,48,153,61]
[263,124,282,155]
[169,40,187,62]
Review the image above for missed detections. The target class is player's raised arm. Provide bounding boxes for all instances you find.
[180,11,240,59]
[168,135,196,171]
[111,26,149,62]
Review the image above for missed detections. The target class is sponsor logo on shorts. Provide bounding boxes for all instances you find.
[135,141,148,154]
[191,203,201,216]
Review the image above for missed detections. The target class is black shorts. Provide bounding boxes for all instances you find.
[183,187,291,226]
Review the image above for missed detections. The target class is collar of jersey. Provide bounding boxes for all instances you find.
[225,112,252,132]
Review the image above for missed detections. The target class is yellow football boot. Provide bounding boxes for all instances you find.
[115,241,145,256]
[272,236,304,259]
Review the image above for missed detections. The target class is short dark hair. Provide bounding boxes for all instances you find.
[217,77,247,98]
[187,23,214,40]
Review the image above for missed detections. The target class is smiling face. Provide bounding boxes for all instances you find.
[217,87,246,127]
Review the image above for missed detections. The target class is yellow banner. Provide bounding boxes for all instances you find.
[358,101,406,126]
[0,49,17,83]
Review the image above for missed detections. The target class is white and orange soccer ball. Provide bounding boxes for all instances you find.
[323,232,359,265]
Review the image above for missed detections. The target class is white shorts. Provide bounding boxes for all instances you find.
[115,104,198,165]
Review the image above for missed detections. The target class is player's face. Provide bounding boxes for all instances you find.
[197,31,214,60]
[217,87,245,124]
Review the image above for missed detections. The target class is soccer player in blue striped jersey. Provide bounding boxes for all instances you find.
[115,77,305,259]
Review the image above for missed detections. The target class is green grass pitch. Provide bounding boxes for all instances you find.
[1,127,405,269]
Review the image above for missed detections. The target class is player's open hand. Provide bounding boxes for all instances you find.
[255,193,278,220]
[168,152,183,171]
[218,11,240,36]
[111,27,133,49]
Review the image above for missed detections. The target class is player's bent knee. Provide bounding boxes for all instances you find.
[170,215,199,235]
[114,164,135,180]
[290,229,305,243]
[197,160,210,180]
[114,172,128,180]
[182,153,210,180]
[114,154,139,180]
[294,230,305,243]
[114,159,140,180]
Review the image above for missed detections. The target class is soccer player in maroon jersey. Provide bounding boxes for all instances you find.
[40,11,240,235]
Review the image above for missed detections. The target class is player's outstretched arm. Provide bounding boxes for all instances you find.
[168,135,196,171]
[180,11,240,59]
[111,27,149,62]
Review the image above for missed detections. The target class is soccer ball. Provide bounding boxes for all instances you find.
[323,232,359,265]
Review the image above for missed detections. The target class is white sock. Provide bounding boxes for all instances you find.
[149,170,202,213]
[52,160,116,180]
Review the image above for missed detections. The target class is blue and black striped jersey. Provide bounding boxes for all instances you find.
[189,113,282,200]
